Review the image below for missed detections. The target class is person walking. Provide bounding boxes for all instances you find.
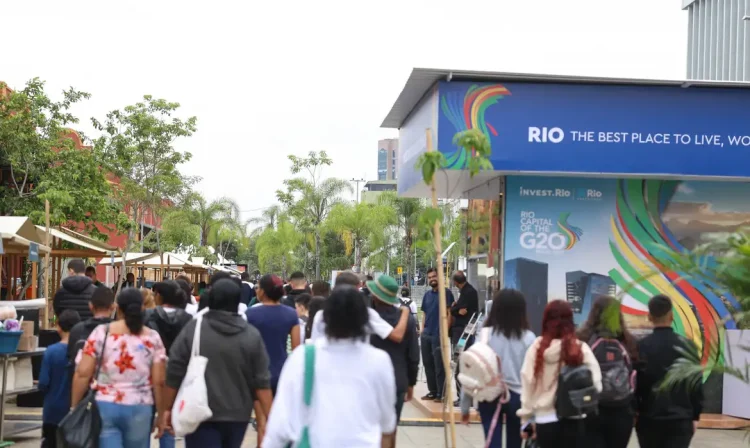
[517,300,602,448]
[293,293,312,341]
[369,275,420,423]
[113,272,136,294]
[305,296,326,342]
[67,286,115,366]
[460,289,536,448]
[577,296,638,448]
[420,267,455,402]
[263,285,398,448]
[40,310,81,448]
[281,271,307,308]
[240,272,256,306]
[163,279,273,448]
[71,288,167,448]
[451,270,479,404]
[635,294,703,448]
[85,266,103,287]
[246,274,301,397]
[53,259,96,320]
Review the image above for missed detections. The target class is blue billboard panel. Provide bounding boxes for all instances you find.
[438,81,750,178]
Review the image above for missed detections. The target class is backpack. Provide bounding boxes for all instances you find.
[589,336,635,405]
[555,364,599,418]
[457,328,510,403]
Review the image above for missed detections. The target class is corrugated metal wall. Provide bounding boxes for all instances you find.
[686,0,750,80]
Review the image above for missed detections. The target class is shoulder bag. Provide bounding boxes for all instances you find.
[172,313,213,436]
[57,325,110,448]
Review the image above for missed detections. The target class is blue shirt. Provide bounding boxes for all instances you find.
[246,304,300,387]
[39,342,71,425]
[421,288,455,336]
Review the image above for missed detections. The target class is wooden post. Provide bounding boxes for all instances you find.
[426,128,457,447]
[31,262,37,299]
[43,200,51,328]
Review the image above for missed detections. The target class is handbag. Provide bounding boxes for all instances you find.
[172,313,213,436]
[288,343,316,448]
[57,325,110,448]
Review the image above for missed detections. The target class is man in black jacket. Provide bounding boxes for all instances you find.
[450,270,479,403]
[53,259,95,320]
[369,275,419,423]
[635,294,703,448]
[147,281,193,353]
[67,286,114,379]
[281,271,307,308]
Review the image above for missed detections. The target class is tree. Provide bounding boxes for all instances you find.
[92,95,197,274]
[184,193,241,247]
[144,209,200,253]
[248,205,282,236]
[256,220,303,278]
[379,192,424,281]
[277,151,352,279]
[0,79,118,235]
[325,202,395,270]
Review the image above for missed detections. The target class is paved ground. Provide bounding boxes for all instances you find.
[4,409,748,447]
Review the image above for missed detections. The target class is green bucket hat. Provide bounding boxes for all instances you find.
[367,275,400,306]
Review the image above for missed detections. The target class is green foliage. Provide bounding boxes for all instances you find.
[0,78,116,236]
[416,152,447,185]
[156,210,201,253]
[256,220,304,276]
[325,201,396,269]
[454,129,494,176]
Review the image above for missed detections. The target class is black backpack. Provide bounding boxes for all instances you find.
[555,364,599,419]
[589,336,635,405]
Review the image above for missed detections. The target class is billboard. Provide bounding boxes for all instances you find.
[437,81,750,178]
[503,175,747,364]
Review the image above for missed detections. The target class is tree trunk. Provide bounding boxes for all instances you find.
[354,236,362,272]
[315,229,321,280]
[404,231,412,284]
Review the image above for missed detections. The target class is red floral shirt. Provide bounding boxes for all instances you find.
[77,325,166,405]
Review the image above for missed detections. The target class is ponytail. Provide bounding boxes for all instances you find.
[118,288,145,334]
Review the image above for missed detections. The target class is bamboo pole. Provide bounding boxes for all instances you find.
[43,200,51,328]
[426,128,457,447]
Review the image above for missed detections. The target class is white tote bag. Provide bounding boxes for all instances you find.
[171,313,213,436]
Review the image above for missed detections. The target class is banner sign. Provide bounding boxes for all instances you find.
[28,243,39,263]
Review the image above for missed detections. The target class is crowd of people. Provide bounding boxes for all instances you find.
[39,258,703,448]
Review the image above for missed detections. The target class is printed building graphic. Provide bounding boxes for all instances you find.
[566,271,617,324]
[505,258,548,335]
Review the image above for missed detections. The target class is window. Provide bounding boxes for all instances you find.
[378,148,387,181]
[391,149,397,180]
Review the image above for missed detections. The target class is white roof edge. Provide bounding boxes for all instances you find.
[682,0,698,9]
[36,226,117,255]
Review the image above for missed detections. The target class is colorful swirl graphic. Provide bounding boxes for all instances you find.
[557,212,583,250]
[441,84,511,169]
[608,179,739,366]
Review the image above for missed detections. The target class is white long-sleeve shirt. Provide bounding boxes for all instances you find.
[264,339,398,448]
[309,307,393,341]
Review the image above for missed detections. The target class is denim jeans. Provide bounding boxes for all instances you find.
[97,401,153,448]
[420,333,445,397]
[185,421,248,448]
[151,406,175,448]
[477,391,522,448]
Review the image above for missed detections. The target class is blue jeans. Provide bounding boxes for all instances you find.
[420,333,445,397]
[185,421,248,448]
[97,401,153,448]
[477,391,522,448]
[150,407,175,448]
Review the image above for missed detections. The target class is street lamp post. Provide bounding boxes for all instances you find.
[350,178,365,203]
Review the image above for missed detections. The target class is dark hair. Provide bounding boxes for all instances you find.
[294,293,312,310]
[426,267,437,276]
[240,272,250,281]
[126,272,135,280]
[290,271,305,281]
[335,272,360,287]
[306,296,326,340]
[198,281,207,289]
[577,296,638,360]
[452,271,467,284]
[401,288,410,297]
[366,275,373,281]
[57,309,81,332]
[85,266,97,276]
[210,279,241,312]
[323,285,369,340]
[259,274,285,301]
[68,259,85,274]
[210,271,232,285]
[284,284,293,295]
[118,288,144,334]
[311,281,331,297]
[649,294,673,320]
[534,300,582,386]
[176,279,193,308]
[153,281,185,307]
[91,285,115,311]
[484,289,530,339]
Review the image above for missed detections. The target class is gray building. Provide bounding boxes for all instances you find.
[378,138,399,181]
[684,0,750,80]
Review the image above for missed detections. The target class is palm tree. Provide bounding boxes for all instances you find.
[326,202,395,271]
[247,204,282,236]
[282,177,352,280]
[256,219,303,279]
[379,192,424,282]
[183,192,241,247]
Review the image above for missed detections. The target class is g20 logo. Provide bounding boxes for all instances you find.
[519,232,568,251]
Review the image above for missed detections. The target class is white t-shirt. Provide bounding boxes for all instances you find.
[309,307,393,341]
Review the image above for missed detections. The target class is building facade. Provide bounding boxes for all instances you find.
[377,138,399,181]
[504,257,548,335]
[566,271,617,325]
[684,0,750,80]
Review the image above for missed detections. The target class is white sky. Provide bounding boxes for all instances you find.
[3,0,687,224]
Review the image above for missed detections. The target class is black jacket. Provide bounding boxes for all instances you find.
[145,307,192,353]
[53,276,95,320]
[67,317,113,362]
[371,305,420,393]
[166,310,271,422]
[635,327,703,421]
[451,283,479,328]
[282,289,306,309]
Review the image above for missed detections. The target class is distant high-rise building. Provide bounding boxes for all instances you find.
[378,139,399,181]
[566,271,617,325]
[505,258,548,335]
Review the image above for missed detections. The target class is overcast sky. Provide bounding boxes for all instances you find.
[3,0,687,224]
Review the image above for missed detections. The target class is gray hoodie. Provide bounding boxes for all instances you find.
[166,310,271,422]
